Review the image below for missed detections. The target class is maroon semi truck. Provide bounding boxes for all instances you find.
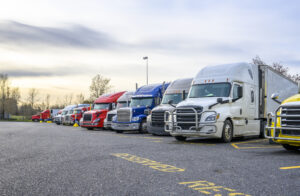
[81,92,126,130]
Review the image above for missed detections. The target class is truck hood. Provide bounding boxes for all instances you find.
[84,109,107,115]
[152,104,175,112]
[107,109,117,115]
[120,106,147,116]
[282,94,300,104]
[176,97,222,109]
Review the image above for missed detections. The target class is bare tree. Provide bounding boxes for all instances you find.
[89,74,111,100]
[63,94,73,106]
[45,94,51,109]
[0,74,9,119]
[272,62,289,76]
[27,88,39,112]
[76,93,85,104]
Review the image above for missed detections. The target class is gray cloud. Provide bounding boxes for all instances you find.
[0,21,117,49]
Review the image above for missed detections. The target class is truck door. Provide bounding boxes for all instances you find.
[230,82,246,136]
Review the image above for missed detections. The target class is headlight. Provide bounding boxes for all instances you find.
[147,115,151,122]
[132,116,140,121]
[93,118,101,123]
[205,114,216,122]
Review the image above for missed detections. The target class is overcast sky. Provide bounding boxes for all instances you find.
[1,0,300,103]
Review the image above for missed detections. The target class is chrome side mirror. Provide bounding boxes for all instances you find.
[271,93,279,100]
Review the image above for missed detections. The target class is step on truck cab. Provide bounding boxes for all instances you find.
[147,78,193,135]
[104,91,134,129]
[112,82,170,133]
[165,62,298,142]
[265,84,300,151]
[81,91,126,130]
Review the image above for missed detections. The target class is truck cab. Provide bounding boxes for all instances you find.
[81,92,126,130]
[54,110,63,124]
[59,105,77,125]
[265,87,300,151]
[165,62,297,142]
[147,78,193,135]
[64,104,90,125]
[112,83,169,133]
[104,91,134,129]
[71,106,90,126]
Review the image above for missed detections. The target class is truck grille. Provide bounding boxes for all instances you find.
[281,106,300,136]
[107,114,115,122]
[176,107,202,130]
[83,114,92,121]
[65,116,70,121]
[151,111,165,127]
[117,109,131,122]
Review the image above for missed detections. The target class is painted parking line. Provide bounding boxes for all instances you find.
[279,165,300,170]
[231,139,282,149]
[111,153,185,172]
[179,180,251,196]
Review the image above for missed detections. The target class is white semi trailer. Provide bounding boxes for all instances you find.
[165,62,298,142]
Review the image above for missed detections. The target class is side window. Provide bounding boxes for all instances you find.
[155,97,161,105]
[251,90,254,103]
[232,84,240,99]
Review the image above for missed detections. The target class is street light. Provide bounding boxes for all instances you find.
[143,56,148,85]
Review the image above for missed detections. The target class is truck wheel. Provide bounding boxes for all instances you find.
[116,130,123,133]
[282,144,300,151]
[221,120,233,143]
[175,136,186,141]
[139,120,147,133]
[87,128,93,130]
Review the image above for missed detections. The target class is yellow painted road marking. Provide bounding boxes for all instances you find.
[143,137,163,140]
[231,139,281,149]
[111,153,185,172]
[151,140,162,143]
[280,165,300,170]
[179,180,251,196]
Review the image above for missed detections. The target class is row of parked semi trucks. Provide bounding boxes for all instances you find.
[33,62,300,151]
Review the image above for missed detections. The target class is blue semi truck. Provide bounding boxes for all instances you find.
[112,82,170,133]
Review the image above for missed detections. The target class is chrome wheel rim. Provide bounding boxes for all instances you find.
[224,124,231,140]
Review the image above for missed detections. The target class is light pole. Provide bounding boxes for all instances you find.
[143,56,148,85]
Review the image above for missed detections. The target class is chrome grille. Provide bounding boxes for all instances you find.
[176,107,202,130]
[151,110,165,127]
[83,114,92,121]
[281,106,300,136]
[117,109,131,122]
[65,115,70,121]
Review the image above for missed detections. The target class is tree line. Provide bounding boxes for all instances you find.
[0,74,111,120]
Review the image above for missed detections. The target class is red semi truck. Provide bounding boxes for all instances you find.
[81,92,126,130]
[70,106,90,125]
[31,109,60,122]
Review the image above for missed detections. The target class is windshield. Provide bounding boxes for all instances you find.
[162,93,186,104]
[189,83,231,98]
[130,98,153,107]
[68,110,73,114]
[62,111,68,115]
[93,103,110,110]
[117,101,129,109]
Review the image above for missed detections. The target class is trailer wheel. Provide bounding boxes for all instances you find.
[282,144,300,151]
[175,136,186,141]
[139,119,147,133]
[221,120,233,143]
[87,128,93,130]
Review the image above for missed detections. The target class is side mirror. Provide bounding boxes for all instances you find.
[271,93,279,100]
[168,100,173,105]
[182,90,186,100]
[217,98,223,104]
[237,86,243,98]
[146,105,150,108]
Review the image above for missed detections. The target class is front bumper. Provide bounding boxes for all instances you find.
[112,122,140,131]
[104,121,112,129]
[147,121,170,136]
[167,122,223,138]
[81,121,102,128]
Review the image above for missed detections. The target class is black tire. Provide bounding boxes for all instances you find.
[221,119,233,143]
[282,144,300,151]
[87,128,93,130]
[268,138,277,144]
[139,119,147,133]
[116,130,123,133]
[175,136,187,141]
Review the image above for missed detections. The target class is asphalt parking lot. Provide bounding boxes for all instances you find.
[0,122,299,196]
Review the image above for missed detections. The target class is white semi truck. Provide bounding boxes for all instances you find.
[147,78,193,135]
[165,62,298,142]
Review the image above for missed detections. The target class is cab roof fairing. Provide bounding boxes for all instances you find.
[133,83,170,98]
[94,91,126,103]
[117,91,135,102]
[165,78,193,94]
[193,62,256,85]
